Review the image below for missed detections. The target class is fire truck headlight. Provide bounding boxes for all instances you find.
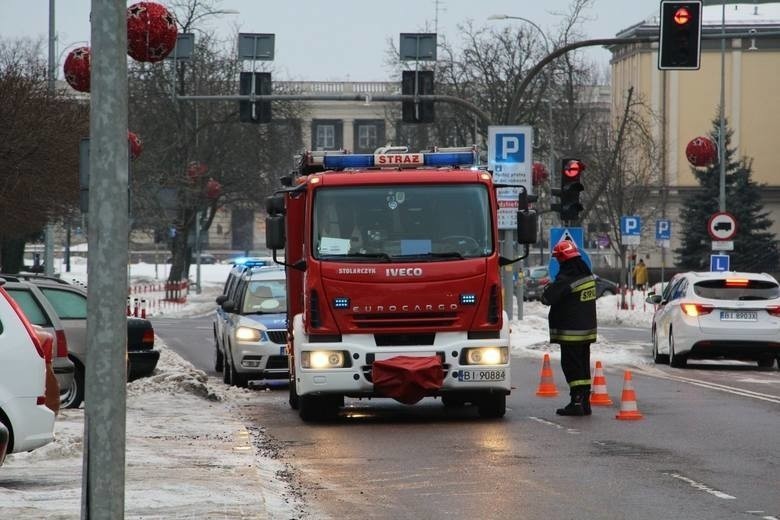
[236,326,263,342]
[464,347,507,365]
[301,350,346,369]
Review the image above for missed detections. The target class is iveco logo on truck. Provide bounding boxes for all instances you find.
[386,267,423,277]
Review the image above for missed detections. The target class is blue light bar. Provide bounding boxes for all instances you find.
[323,155,374,169]
[323,151,476,170]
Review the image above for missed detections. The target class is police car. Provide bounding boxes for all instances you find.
[216,264,288,387]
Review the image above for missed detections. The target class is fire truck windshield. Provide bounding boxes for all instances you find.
[312,184,493,261]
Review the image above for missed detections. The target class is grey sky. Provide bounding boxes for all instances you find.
[1,0,666,81]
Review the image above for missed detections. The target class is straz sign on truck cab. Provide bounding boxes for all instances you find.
[266,147,533,422]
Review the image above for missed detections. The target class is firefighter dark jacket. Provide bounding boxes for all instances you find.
[540,258,598,344]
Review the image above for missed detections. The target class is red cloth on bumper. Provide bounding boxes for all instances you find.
[372,355,444,405]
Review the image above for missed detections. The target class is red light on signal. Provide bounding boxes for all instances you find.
[674,7,691,25]
[564,160,584,178]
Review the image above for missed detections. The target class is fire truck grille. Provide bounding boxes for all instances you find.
[352,313,457,329]
[267,330,287,345]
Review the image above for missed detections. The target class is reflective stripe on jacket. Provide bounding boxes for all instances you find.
[542,273,598,345]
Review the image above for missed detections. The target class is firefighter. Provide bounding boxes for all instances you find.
[541,240,598,416]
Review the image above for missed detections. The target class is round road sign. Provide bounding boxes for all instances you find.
[707,211,737,241]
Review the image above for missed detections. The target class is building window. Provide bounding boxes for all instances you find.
[353,120,385,153]
[316,125,334,149]
[312,119,343,150]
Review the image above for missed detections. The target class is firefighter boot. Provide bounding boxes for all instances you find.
[556,386,587,416]
[582,385,592,416]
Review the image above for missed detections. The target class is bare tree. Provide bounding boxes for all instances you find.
[128,1,306,282]
[0,37,88,272]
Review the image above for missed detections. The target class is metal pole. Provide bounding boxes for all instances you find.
[44,0,56,276]
[83,0,128,517]
[502,232,514,320]
[718,4,726,213]
[195,211,202,294]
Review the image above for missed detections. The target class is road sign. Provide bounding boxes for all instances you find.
[488,125,533,192]
[655,219,671,240]
[711,240,734,251]
[548,227,592,280]
[620,216,642,245]
[496,187,520,230]
[710,254,730,272]
[707,211,737,241]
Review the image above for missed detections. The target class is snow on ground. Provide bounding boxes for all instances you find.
[0,259,656,518]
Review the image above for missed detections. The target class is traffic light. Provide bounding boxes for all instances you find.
[401,70,435,123]
[551,158,585,222]
[658,1,702,70]
[239,72,272,123]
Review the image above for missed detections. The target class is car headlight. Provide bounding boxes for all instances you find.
[301,350,346,369]
[462,347,508,365]
[235,326,263,342]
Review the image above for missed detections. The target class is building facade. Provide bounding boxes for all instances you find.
[610,4,780,267]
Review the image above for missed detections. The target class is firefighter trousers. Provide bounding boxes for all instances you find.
[560,342,592,389]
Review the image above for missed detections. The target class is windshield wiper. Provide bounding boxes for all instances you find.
[400,251,464,260]
[342,252,393,262]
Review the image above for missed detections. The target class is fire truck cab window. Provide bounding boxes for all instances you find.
[313,185,492,260]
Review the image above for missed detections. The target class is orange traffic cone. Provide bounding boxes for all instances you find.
[590,361,613,406]
[615,370,644,420]
[535,353,559,397]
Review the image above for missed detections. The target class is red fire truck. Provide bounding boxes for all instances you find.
[265,147,535,421]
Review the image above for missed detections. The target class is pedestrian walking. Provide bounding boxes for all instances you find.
[541,241,598,416]
[632,258,648,291]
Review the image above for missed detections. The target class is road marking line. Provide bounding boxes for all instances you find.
[527,416,580,434]
[664,472,736,500]
[634,366,780,404]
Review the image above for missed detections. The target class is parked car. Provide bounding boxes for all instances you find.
[522,266,550,301]
[1,277,75,407]
[217,265,288,388]
[647,271,780,368]
[2,274,159,408]
[0,280,56,458]
[213,258,274,373]
[594,275,619,297]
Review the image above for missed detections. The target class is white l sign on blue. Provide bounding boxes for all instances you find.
[710,254,730,272]
[620,216,642,236]
[655,219,671,240]
[487,125,533,191]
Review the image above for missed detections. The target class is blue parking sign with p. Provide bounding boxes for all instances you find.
[495,133,525,163]
[655,219,671,240]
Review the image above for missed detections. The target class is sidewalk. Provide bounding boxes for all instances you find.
[0,345,312,519]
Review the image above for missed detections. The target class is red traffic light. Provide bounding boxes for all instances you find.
[674,7,691,25]
[563,160,585,179]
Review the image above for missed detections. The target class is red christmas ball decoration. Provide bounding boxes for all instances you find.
[685,136,717,167]
[63,46,91,92]
[128,130,143,160]
[127,2,178,63]
[186,161,208,183]
[532,162,548,186]
[205,179,222,200]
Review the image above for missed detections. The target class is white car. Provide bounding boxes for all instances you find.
[0,282,56,457]
[647,271,780,368]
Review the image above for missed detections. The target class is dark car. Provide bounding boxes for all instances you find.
[522,266,551,301]
[594,275,619,297]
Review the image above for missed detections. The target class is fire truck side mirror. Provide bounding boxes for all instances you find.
[516,210,537,245]
[266,215,285,250]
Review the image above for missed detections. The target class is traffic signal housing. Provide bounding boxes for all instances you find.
[551,158,585,222]
[401,70,435,123]
[239,72,272,123]
[658,1,702,70]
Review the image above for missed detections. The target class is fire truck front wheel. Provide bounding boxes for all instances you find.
[299,394,344,422]
[477,393,506,419]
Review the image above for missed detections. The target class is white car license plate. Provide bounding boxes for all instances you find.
[720,311,758,321]
[458,369,506,382]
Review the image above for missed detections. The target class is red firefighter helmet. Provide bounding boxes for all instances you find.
[552,240,580,262]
